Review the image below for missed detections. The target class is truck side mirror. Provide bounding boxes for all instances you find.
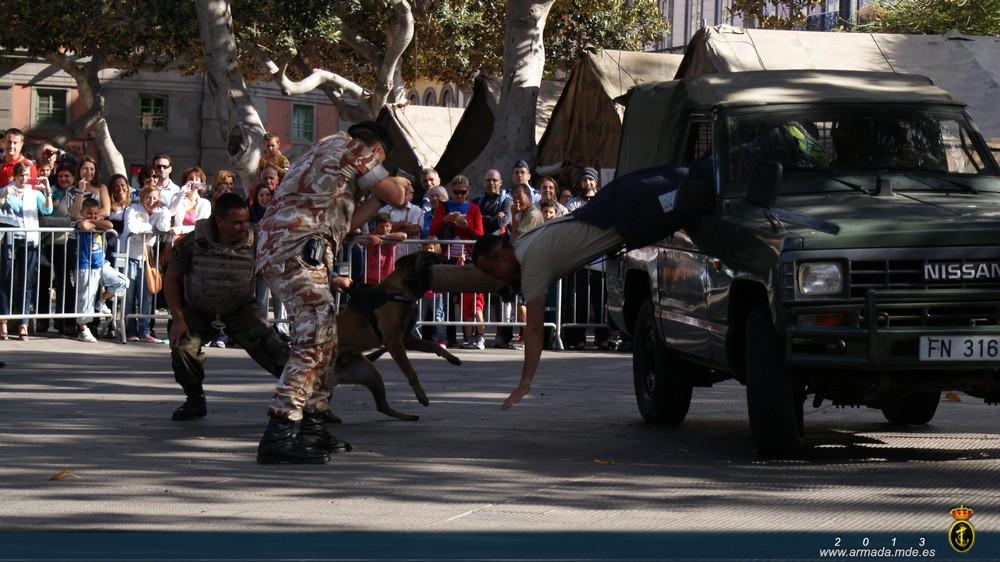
[746,161,783,208]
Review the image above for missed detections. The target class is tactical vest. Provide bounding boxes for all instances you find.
[184,219,256,315]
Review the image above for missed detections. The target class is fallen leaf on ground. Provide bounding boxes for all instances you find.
[48,470,80,481]
[945,392,961,402]
[593,459,615,465]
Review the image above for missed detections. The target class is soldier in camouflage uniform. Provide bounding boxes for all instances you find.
[165,193,288,421]
[255,121,409,465]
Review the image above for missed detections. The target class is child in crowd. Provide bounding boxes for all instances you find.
[256,132,290,179]
[357,212,407,286]
[540,199,558,222]
[75,198,125,342]
[558,188,573,208]
[419,237,447,346]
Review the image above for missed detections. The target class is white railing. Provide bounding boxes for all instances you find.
[1,227,613,349]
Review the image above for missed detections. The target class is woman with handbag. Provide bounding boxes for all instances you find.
[121,185,171,343]
[0,163,54,340]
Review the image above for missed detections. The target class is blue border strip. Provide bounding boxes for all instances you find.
[0,532,996,561]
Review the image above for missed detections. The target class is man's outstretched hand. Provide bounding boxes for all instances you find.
[501,383,531,410]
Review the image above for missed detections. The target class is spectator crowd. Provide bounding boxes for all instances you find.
[0,127,614,350]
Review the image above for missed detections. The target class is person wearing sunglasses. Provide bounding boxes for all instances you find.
[149,153,181,206]
[430,175,486,350]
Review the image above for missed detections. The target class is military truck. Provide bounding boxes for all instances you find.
[606,70,1000,457]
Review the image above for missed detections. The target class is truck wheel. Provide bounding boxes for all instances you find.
[632,298,693,424]
[745,303,804,458]
[881,391,941,425]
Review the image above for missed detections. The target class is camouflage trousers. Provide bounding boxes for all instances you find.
[171,302,288,396]
[260,256,338,421]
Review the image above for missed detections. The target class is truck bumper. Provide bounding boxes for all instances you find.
[784,289,1000,371]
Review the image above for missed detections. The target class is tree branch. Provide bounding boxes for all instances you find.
[372,0,414,111]
[43,51,87,84]
[334,21,382,64]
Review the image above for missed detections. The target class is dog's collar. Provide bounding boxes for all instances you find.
[384,292,417,304]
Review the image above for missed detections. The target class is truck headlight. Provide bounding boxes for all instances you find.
[797,262,843,296]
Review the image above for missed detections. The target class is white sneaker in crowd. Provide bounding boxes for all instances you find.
[473,336,486,350]
[78,327,98,343]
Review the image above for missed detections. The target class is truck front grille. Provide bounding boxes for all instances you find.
[850,259,1000,299]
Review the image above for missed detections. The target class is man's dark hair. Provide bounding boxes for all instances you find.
[511,184,531,197]
[81,198,100,211]
[211,192,248,220]
[152,153,171,165]
[348,121,394,154]
[471,234,512,264]
[55,163,76,180]
[4,128,25,140]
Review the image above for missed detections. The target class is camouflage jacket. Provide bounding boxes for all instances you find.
[255,133,388,274]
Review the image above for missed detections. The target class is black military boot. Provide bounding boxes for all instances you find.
[256,415,330,464]
[298,411,352,454]
[171,393,207,421]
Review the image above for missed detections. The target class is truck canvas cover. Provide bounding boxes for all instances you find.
[675,26,1000,142]
[376,104,465,181]
[617,70,960,175]
[535,48,683,170]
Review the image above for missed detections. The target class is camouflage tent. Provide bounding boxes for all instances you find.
[535,48,683,175]
[376,104,465,189]
[434,74,565,185]
[675,26,1000,143]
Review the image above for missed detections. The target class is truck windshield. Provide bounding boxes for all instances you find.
[723,106,998,196]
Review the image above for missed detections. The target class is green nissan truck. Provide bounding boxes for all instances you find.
[605,70,1000,457]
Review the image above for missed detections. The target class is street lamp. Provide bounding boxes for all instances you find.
[140,112,154,166]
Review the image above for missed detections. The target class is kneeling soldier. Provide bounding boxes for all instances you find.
[165,193,288,420]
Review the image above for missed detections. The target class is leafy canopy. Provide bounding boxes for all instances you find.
[728,0,824,30]
[252,0,668,87]
[860,0,1000,36]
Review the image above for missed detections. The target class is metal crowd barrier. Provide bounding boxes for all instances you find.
[0,226,119,336]
[341,236,612,350]
[1,226,612,350]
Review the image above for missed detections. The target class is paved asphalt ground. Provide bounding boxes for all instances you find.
[1,335,999,540]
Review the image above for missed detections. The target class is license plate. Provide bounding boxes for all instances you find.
[920,336,1000,361]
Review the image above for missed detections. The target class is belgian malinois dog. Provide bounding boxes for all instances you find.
[325,250,460,421]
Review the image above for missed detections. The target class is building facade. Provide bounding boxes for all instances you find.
[654,0,874,52]
[0,60,342,189]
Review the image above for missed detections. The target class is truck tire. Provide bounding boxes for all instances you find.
[632,298,693,424]
[745,303,804,458]
[881,391,940,425]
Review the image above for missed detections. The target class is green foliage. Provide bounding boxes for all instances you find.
[861,0,1000,35]
[334,0,668,86]
[5,0,669,97]
[728,0,824,30]
[546,0,670,72]
[2,0,198,72]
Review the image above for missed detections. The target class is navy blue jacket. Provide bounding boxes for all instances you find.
[572,161,712,250]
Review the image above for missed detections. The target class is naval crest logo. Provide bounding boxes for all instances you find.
[948,505,975,554]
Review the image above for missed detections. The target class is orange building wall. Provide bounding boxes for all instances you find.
[264,97,292,152]
[316,104,339,139]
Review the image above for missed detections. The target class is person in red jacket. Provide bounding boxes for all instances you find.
[430,175,487,349]
[0,129,37,188]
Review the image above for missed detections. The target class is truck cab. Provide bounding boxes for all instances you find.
[607,70,1000,457]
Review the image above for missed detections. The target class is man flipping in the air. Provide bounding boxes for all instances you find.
[470,162,713,410]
